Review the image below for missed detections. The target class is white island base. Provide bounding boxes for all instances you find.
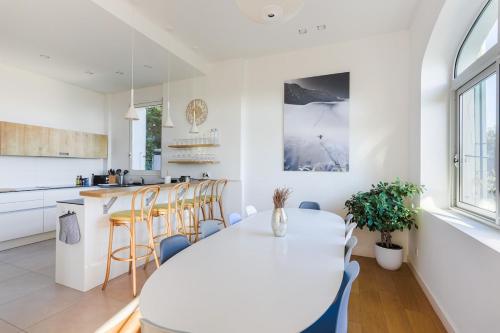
[56,192,169,292]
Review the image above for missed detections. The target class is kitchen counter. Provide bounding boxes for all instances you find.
[0,185,88,193]
[56,198,84,205]
[79,181,200,198]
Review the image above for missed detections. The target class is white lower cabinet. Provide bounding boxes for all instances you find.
[0,208,44,242]
[43,206,57,232]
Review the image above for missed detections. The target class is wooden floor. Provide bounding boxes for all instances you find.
[349,256,446,333]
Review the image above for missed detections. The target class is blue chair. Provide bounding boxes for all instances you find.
[159,235,190,265]
[302,261,360,333]
[200,220,221,239]
[299,201,321,210]
[344,236,358,265]
[229,212,242,225]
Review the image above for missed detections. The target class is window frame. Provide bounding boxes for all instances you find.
[452,0,500,225]
[128,100,163,176]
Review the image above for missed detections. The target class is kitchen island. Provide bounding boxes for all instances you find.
[56,182,196,292]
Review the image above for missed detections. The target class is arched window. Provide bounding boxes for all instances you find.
[455,0,498,77]
[454,0,499,222]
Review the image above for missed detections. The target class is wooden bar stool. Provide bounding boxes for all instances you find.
[183,180,212,243]
[208,179,228,228]
[151,182,190,245]
[102,185,160,297]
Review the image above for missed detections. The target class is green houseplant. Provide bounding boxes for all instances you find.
[345,179,424,270]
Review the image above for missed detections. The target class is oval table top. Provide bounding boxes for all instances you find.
[140,208,346,333]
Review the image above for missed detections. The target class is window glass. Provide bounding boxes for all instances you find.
[131,105,162,171]
[455,0,498,77]
[459,73,497,213]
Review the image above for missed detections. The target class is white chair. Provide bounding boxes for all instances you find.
[344,236,358,264]
[245,205,258,216]
[344,213,353,224]
[345,222,357,245]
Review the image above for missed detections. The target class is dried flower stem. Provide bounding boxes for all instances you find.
[273,187,292,208]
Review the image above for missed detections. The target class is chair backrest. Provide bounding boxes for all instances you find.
[210,179,228,202]
[246,205,257,216]
[192,180,212,216]
[159,235,190,265]
[200,220,221,239]
[299,201,321,210]
[168,182,190,235]
[344,236,358,265]
[130,185,160,225]
[345,222,357,244]
[141,318,187,333]
[344,213,353,224]
[334,261,360,333]
[229,212,242,225]
[302,261,360,333]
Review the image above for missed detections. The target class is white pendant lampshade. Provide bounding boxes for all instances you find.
[235,0,304,24]
[125,89,139,120]
[190,109,199,133]
[163,101,174,128]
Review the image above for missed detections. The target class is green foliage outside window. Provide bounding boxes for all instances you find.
[145,105,162,170]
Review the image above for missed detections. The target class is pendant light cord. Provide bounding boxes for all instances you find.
[131,30,135,96]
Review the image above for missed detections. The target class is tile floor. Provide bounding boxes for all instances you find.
[0,239,154,332]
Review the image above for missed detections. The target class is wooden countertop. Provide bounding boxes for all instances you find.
[79,181,200,199]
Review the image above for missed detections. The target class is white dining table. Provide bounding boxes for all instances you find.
[140,208,346,333]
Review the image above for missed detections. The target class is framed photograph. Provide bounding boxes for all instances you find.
[283,72,350,172]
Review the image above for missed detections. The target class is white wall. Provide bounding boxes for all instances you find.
[407,0,500,332]
[0,63,107,187]
[242,31,411,259]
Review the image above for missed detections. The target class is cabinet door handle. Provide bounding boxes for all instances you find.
[59,152,69,156]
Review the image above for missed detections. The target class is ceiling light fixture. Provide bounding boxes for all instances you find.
[125,30,139,121]
[235,0,304,24]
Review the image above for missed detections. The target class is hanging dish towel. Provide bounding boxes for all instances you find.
[59,211,81,244]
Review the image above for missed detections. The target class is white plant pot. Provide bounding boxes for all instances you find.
[374,243,403,270]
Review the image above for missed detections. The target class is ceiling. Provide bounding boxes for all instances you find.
[129,0,421,61]
[0,0,202,93]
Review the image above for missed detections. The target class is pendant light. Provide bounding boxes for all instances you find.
[125,30,139,120]
[190,107,199,133]
[162,53,174,127]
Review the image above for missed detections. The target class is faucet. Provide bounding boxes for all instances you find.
[140,177,145,185]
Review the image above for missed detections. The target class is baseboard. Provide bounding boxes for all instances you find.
[0,232,55,251]
[407,261,456,333]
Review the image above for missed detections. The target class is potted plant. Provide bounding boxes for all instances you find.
[271,187,292,237]
[344,179,424,270]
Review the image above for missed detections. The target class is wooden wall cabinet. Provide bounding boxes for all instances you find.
[0,121,108,159]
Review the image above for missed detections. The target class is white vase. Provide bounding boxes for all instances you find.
[271,208,287,237]
[374,243,403,270]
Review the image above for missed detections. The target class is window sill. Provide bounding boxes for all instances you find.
[422,207,500,254]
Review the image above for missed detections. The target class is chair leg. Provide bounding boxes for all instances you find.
[102,223,114,291]
[128,233,132,274]
[147,218,160,269]
[131,227,137,297]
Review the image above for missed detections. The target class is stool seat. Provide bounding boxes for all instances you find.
[110,210,144,222]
